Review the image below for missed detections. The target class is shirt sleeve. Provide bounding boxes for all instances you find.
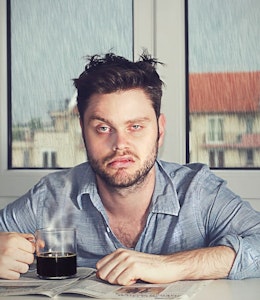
[198,168,260,279]
[0,180,44,233]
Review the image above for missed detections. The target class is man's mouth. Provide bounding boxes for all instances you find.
[107,156,135,169]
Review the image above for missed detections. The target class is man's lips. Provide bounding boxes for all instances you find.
[107,156,135,168]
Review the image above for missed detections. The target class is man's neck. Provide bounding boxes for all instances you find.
[96,167,156,218]
[96,168,156,248]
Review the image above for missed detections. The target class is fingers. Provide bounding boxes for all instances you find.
[0,232,35,280]
[96,249,141,285]
[0,254,30,279]
[1,261,33,280]
[96,249,170,286]
[16,233,36,253]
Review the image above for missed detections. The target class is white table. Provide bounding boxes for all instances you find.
[0,278,259,300]
[192,278,259,300]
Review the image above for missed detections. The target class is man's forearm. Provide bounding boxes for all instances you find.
[96,246,236,285]
[164,245,236,281]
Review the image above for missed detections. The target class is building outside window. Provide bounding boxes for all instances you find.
[188,0,260,168]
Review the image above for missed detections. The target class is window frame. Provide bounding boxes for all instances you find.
[0,0,259,201]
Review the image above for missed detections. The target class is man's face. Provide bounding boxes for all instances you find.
[80,88,165,188]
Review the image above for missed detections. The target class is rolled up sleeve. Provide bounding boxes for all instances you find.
[204,178,260,279]
[213,234,260,279]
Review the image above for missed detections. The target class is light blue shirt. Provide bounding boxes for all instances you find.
[0,160,259,279]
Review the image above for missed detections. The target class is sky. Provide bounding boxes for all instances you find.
[10,0,260,123]
[188,0,260,72]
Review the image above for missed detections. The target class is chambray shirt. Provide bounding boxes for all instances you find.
[0,160,260,279]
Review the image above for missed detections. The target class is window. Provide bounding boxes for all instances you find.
[208,117,224,143]
[0,0,154,196]
[0,0,259,203]
[43,151,57,168]
[8,0,133,169]
[246,117,253,134]
[188,0,260,169]
[246,149,254,166]
[209,150,224,168]
[23,150,29,167]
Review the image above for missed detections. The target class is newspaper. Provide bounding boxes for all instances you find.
[0,267,211,299]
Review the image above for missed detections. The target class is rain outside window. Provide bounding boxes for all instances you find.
[188,0,260,168]
[8,0,133,169]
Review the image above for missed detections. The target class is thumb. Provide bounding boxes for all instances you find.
[20,233,35,243]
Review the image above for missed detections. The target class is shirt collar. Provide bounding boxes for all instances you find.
[150,160,180,216]
[75,163,101,210]
[76,160,180,216]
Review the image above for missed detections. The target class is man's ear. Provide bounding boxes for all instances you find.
[79,117,83,130]
[158,113,166,147]
[79,117,86,141]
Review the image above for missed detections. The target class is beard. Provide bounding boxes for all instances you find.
[85,141,158,189]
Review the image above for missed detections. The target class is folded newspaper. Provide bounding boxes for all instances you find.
[0,267,211,298]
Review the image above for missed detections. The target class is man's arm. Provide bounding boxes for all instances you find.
[96,245,236,286]
[0,232,35,279]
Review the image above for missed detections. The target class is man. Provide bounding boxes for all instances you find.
[0,52,259,284]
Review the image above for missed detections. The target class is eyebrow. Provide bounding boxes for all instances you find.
[89,115,110,124]
[88,115,151,126]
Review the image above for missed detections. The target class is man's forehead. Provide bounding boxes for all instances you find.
[86,90,153,110]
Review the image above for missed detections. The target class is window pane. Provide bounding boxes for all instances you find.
[188,0,260,168]
[8,0,133,169]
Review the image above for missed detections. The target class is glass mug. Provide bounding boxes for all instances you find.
[35,228,77,279]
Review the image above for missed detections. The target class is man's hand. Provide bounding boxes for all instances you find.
[96,246,236,286]
[0,232,35,279]
[96,248,169,285]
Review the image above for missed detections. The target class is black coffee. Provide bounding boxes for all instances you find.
[37,252,77,279]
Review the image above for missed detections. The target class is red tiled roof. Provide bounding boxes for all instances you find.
[189,71,260,113]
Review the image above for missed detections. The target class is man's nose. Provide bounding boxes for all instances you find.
[112,131,129,151]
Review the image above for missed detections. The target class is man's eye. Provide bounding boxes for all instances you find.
[132,124,141,130]
[97,126,110,133]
